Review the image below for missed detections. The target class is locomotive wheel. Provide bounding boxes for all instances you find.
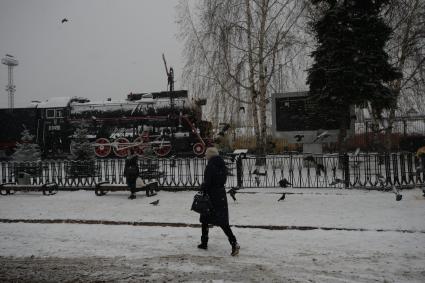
[133,137,148,157]
[94,138,111,158]
[193,143,205,156]
[153,144,172,157]
[113,138,131,158]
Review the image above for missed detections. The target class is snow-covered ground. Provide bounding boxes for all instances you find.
[1,188,424,282]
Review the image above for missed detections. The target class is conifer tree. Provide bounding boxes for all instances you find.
[307,0,401,143]
[12,129,41,162]
[70,124,95,161]
[69,124,96,177]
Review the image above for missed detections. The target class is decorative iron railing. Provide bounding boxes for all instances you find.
[240,153,424,188]
[1,152,424,190]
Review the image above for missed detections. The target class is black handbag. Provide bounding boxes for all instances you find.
[191,191,213,214]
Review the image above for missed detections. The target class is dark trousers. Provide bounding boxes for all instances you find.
[201,223,237,246]
[127,179,136,194]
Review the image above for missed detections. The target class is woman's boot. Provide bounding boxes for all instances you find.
[197,236,208,250]
[231,242,240,256]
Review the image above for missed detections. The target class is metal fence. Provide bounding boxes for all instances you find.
[240,153,424,188]
[1,153,424,190]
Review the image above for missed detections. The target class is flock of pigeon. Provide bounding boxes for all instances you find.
[226,177,292,203]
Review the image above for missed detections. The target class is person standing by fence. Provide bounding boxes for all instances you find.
[198,147,240,256]
[124,148,139,199]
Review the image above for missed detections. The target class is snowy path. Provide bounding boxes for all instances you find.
[0,188,424,282]
[1,224,424,282]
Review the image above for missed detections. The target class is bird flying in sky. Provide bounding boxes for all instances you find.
[294,134,304,142]
[354,147,361,156]
[227,187,239,202]
[313,131,330,143]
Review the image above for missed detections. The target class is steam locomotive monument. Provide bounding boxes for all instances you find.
[0,59,211,159]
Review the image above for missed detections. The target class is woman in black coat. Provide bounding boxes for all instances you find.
[198,147,240,256]
[124,149,139,199]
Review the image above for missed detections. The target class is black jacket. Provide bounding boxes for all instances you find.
[200,155,229,226]
[124,155,139,181]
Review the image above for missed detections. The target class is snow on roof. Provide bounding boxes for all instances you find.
[36,97,74,108]
[71,98,135,106]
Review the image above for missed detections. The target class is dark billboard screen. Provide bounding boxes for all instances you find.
[275,95,342,132]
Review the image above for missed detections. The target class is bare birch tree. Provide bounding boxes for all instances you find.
[383,0,425,149]
[177,0,307,153]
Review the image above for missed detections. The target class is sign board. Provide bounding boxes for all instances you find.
[271,91,345,144]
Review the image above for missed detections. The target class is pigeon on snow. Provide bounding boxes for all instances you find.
[279,178,292,188]
[278,193,286,201]
[329,178,344,186]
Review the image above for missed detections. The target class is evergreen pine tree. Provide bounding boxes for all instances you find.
[307,0,401,141]
[12,129,41,162]
[69,124,96,177]
[70,124,95,161]
[12,128,42,181]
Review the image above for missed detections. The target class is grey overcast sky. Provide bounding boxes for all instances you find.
[0,0,183,107]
